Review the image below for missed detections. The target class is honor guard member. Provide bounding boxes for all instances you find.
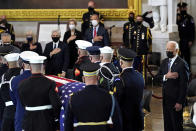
[18,55,61,131]
[123,12,136,48]
[10,51,39,131]
[0,53,21,131]
[0,33,20,56]
[98,46,119,91]
[74,40,92,82]
[177,2,195,68]
[86,46,101,64]
[0,16,15,44]
[131,15,152,84]
[81,1,104,37]
[65,62,122,131]
[118,48,144,131]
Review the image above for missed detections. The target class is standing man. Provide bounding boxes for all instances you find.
[131,15,152,84]
[86,46,101,64]
[18,55,61,131]
[10,51,38,131]
[44,30,69,77]
[0,53,21,131]
[66,62,122,131]
[177,2,195,69]
[0,15,15,43]
[155,41,189,131]
[81,1,104,36]
[85,14,110,47]
[117,48,144,131]
[123,12,136,48]
[148,0,168,32]
[74,40,92,82]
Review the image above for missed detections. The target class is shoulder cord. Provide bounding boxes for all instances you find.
[107,92,115,124]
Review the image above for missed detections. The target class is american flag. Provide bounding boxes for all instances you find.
[46,75,85,131]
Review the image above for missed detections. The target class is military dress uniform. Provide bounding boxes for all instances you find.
[177,3,195,68]
[131,24,152,84]
[0,21,15,43]
[123,19,136,48]
[117,48,144,131]
[65,62,122,131]
[18,56,61,131]
[0,53,21,131]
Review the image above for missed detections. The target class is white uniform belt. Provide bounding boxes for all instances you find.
[25,105,52,111]
[5,101,14,107]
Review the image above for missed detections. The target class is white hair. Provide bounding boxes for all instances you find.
[167,41,179,50]
[101,53,113,61]
[1,33,11,40]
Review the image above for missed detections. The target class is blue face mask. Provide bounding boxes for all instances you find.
[26,37,33,42]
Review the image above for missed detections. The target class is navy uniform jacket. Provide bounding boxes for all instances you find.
[84,25,110,47]
[65,85,123,131]
[120,68,144,131]
[10,70,31,131]
[18,74,61,131]
[44,41,69,75]
[63,30,82,69]
[0,67,21,131]
[130,25,152,55]
[73,56,91,82]
[123,21,136,48]
[155,56,189,106]
[0,23,15,43]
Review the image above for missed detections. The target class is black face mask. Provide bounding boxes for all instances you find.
[129,17,134,22]
[136,21,142,25]
[26,37,33,42]
[166,51,174,58]
[88,7,94,12]
[52,37,60,43]
[181,10,187,15]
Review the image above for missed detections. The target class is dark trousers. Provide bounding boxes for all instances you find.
[133,55,147,85]
[179,40,191,69]
[163,101,183,131]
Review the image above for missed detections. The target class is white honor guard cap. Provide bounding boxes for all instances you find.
[4,53,20,62]
[75,40,92,50]
[19,51,39,63]
[29,56,47,64]
[100,46,114,54]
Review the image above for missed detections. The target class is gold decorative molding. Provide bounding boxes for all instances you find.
[0,0,141,21]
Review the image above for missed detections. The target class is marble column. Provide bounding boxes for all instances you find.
[167,0,178,32]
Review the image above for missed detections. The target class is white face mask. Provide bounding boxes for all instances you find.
[69,24,76,30]
[91,20,98,27]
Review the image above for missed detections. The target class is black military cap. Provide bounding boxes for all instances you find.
[80,62,100,76]
[86,46,101,55]
[177,2,188,8]
[117,48,136,61]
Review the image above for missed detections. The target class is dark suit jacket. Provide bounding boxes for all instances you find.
[63,30,82,69]
[43,41,69,75]
[155,56,190,106]
[84,25,110,47]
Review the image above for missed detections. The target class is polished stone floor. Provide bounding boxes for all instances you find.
[144,87,196,131]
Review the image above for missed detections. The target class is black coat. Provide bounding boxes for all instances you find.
[123,21,136,48]
[120,68,144,131]
[65,85,122,131]
[63,30,82,69]
[43,41,69,75]
[0,23,15,43]
[84,25,110,47]
[155,56,189,106]
[21,42,43,55]
[18,74,61,131]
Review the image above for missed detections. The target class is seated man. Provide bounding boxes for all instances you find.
[84,14,110,47]
[44,30,69,77]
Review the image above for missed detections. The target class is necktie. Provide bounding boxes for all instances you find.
[94,27,97,38]
[168,59,172,71]
[54,44,56,49]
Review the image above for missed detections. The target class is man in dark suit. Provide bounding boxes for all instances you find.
[155,41,190,131]
[117,48,144,131]
[81,1,104,37]
[85,14,110,47]
[43,30,69,77]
